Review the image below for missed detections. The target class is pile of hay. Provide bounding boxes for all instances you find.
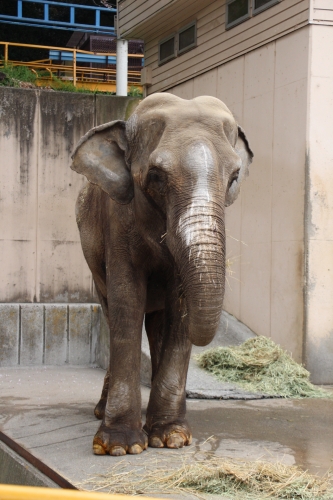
[81,453,333,499]
[196,336,332,398]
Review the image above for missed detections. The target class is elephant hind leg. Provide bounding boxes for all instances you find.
[89,269,110,420]
[145,310,165,384]
[94,370,109,419]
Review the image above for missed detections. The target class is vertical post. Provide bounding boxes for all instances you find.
[44,3,49,21]
[4,43,8,64]
[17,1,23,18]
[70,6,75,25]
[95,9,100,28]
[116,39,128,96]
[73,49,76,87]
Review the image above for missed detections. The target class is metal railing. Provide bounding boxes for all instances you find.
[0,0,116,35]
[0,41,143,92]
[0,484,161,500]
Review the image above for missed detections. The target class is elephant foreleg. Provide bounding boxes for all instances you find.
[144,286,192,448]
[93,263,148,456]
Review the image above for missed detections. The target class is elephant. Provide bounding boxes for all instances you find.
[71,92,253,456]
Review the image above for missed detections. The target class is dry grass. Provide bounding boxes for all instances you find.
[80,451,333,499]
[196,336,333,399]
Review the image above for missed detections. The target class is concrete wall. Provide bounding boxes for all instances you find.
[0,88,140,304]
[304,25,333,383]
[0,89,139,368]
[0,303,102,367]
[167,27,309,364]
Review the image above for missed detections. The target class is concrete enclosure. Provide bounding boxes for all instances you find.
[0,89,139,367]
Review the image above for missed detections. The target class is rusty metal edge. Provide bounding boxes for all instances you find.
[0,431,77,490]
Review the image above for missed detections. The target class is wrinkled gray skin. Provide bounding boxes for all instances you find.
[71,93,253,456]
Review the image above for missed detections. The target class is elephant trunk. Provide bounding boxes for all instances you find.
[174,201,225,346]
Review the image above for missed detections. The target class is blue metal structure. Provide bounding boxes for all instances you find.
[49,49,116,64]
[0,0,116,35]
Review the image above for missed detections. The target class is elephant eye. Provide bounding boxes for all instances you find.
[148,169,162,183]
[147,168,167,194]
[228,169,239,188]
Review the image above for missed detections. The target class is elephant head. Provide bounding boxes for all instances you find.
[71,93,253,346]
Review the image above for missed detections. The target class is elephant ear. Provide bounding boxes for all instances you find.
[225,126,253,207]
[71,120,134,204]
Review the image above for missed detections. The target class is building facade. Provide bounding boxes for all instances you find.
[118,0,333,383]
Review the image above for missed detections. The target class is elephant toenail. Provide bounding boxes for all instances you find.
[149,436,164,448]
[166,435,184,448]
[129,444,143,454]
[93,443,106,455]
[109,446,126,456]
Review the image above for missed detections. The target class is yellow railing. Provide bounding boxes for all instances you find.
[0,41,143,92]
[0,485,161,500]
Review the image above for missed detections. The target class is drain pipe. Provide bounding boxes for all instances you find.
[116,39,128,96]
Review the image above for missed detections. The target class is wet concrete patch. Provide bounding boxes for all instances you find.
[0,366,332,493]
[187,397,333,476]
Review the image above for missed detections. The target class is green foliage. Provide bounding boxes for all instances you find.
[0,64,140,97]
[0,63,37,87]
[196,336,333,398]
[44,75,89,93]
[128,86,143,97]
[0,64,116,94]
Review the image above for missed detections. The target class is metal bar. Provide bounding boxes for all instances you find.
[0,61,142,81]
[0,19,115,34]
[0,484,158,500]
[0,41,143,91]
[0,431,77,490]
[17,1,23,18]
[73,49,76,87]
[0,0,115,32]
[70,7,75,25]
[0,15,115,30]
[0,42,143,59]
[95,9,100,28]
[16,0,116,13]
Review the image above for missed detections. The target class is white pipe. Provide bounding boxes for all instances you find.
[116,39,128,96]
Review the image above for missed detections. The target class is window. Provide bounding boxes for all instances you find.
[178,22,197,55]
[158,21,197,66]
[226,0,250,29]
[158,34,176,65]
[253,0,280,15]
[226,0,281,29]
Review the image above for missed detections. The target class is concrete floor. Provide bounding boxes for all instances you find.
[0,366,332,498]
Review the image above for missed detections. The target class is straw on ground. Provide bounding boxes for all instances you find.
[195,336,333,398]
[80,451,333,499]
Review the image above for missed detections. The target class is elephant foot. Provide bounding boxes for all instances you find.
[144,420,192,449]
[93,422,148,456]
[94,397,106,420]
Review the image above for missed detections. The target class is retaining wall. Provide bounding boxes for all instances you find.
[0,88,139,367]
